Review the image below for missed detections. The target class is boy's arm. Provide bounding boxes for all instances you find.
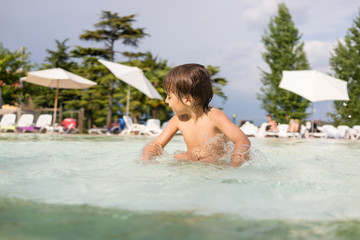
[141,116,179,161]
[210,109,251,167]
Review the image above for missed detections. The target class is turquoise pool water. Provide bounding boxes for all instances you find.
[0,133,359,239]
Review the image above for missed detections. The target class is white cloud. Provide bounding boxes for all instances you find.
[241,0,278,25]
[203,41,265,94]
[304,40,335,73]
[284,0,358,38]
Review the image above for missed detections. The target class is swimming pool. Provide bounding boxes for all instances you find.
[1,133,359,239]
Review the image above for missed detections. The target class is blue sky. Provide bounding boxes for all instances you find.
[0,0,359,125]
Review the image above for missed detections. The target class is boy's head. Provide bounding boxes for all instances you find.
[163,64,213,113]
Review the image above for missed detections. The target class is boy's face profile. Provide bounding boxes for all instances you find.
[165,92,191,116]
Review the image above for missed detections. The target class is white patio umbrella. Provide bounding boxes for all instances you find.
[22,68,97,124]
[98,59,162,116]
[279,70,349,131]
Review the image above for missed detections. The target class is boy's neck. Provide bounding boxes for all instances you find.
[178,107,206,122]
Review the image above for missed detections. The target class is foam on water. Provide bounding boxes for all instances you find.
[1,133,360,222]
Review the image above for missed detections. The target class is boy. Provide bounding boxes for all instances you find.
[141,64,251,167]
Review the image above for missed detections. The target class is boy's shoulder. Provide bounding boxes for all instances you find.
[208,107,224,115]
[207,108,227,120]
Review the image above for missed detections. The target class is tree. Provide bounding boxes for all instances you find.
[258,3,310,123]
[206,65,228,102]
[29,39,79,110]
[79,11,148,124]
[329,9,360,126]
[0,43,32,108]
[43,39,76,70]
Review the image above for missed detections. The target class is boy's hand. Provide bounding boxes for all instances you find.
[140,142,163,161]
[230,144,250,167]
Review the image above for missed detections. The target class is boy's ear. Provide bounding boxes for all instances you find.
[184,97,193,106]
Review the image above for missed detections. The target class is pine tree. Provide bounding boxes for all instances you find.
[329,9,360,126]
[43,39,76,70]
[258,3,310,123]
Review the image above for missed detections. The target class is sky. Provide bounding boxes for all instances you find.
[0,0,359,125]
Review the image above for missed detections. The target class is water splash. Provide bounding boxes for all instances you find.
[148,134,268,167]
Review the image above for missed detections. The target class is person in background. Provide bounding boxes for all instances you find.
[288,117,300,132]
[108,116,121,134]
[266,114,278,132]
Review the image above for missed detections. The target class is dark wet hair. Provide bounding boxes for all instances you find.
[163,63,213,113]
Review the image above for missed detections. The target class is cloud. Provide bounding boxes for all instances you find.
[241,0,278,26]
[286,0,358,38]
[304,40,336,73]
[202,41,265,95]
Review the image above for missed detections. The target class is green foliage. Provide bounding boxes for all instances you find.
[206,65,228,102]
[43,39,77,70]
[329,9,360,126]
[258,3,310,123]
[79,11,148,62]
[71,47,109,60]
[0,43,33,107]
[79,11,148,124]
[122,51,147,60]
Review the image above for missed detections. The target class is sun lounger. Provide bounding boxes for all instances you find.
[47,118,78,134]
[256,122,300,138]
[336,125,352,139]
[255,122,278,138]
[308,131,328,138]
[352,126,360,139]
[88,127,108,134]
[0,113,16,132]
[120,116,147,135]
[240,121,258,137]
[342,125,360,139]
[302,121,327,138]
[318,125,339,138]
[35,114,53,132]
[46,124,65,133]
[16,114,35,132]
[46,118,77,134]
[277,124,300,138]
[277,124,289,137]
[17,114,52,133]
[145,119,162,136]
[120,116,163,136]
